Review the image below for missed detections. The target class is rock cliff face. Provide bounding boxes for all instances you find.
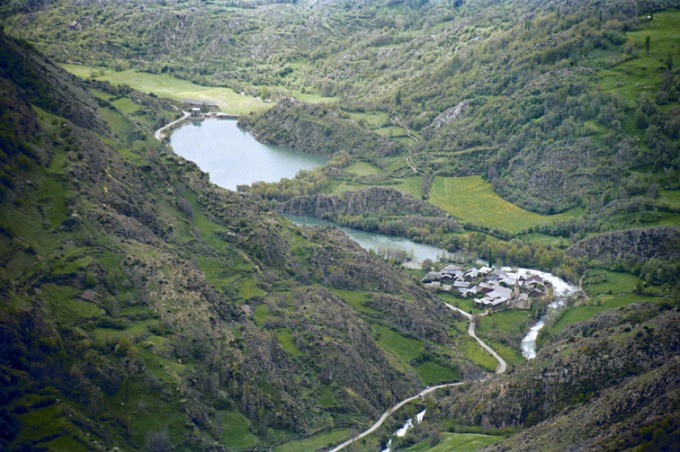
[567,226,680,261]
[0,32,106,134]
[278,186,443,218]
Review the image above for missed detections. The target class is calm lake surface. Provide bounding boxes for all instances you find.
[284,214,452,263]
[170,119,452,263]
[170,119,327,191]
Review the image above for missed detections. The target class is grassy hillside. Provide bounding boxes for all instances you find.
[428,176,582,235]
[2,1,680,450]
[61,64,273,115]
[0,30,476,450]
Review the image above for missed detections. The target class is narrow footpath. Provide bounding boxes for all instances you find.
[154,108,190,141]
[328,302,506,451]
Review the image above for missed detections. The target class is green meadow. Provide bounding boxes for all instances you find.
[429,176,581,234]
[405,432,505,451]
[549,293,652,333]
[598,10,680,102]
[274,428,354,452]
[61,64,271,114]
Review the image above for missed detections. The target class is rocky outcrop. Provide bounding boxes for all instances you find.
[0,31,106,134]
[278,186,443,218]
[430,100,469,129]
[440,302,680,449]
[567,226,680,261]
[302,226,463,342]
[496,355,680,451]
[241,98,402,157]
[283,287,418,412]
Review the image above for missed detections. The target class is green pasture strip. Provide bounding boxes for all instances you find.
[458,335,498,372]
[218,409,260,449]
[276,328,303,356]
[372,323,424,364]
[598,10,680,100]
[582,270,642,295]
[406,432,505,451]
[429,176,579,234]
[394,176,423,198]
[274,428,353,452]
[658,190,680,210]
[61,64,270,115]
[476,309,530,336]
[550,294,655,333]
[415,360,460,386]
[345,161,383,176]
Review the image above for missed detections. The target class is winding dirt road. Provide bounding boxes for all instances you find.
[443,303,507,374]
[328,302,506,451]
[154,108,190,141]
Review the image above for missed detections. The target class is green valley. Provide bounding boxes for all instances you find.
[1,0,679,450]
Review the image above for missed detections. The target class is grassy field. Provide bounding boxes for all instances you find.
[598,10,680,102]
[406,432,505,451]
[332,289,381,315]
[61,64,271,114]
[274,428,354,452]
[479,338,525,367]
[344,161,383,176]
[415,360,460,386]
[458,335,498,372]
[476,309,530,336]
[429,176,581,234]
[549,293,653,333]
[658,190,680,210]
[582,270,642,295]
[372,323,424,364]
[217,409,259,449]
[394,176,423,199]
[276,328,303,357]
[329,181,365,194]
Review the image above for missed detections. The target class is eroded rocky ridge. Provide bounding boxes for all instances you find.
[241,98,402,157]
[278,186,442,218]
[567,226,680,261]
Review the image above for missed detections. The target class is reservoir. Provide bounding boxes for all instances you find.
[170,119,327,191]
[284,214,452,263]
[170,118,449,263]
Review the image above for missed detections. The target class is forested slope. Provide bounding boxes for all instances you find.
[6,0,680,220]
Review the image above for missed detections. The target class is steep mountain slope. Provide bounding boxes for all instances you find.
[5,0,679,223]
[0,31,471,450]
[2,1,680,450]
[436,301,680,451]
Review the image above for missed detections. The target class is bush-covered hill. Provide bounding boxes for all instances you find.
[435,301,680,451]
[0,30,473,450]
[6,0,679,218]
[2,1,680,450]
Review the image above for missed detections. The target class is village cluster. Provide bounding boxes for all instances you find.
[422,264,550,310]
